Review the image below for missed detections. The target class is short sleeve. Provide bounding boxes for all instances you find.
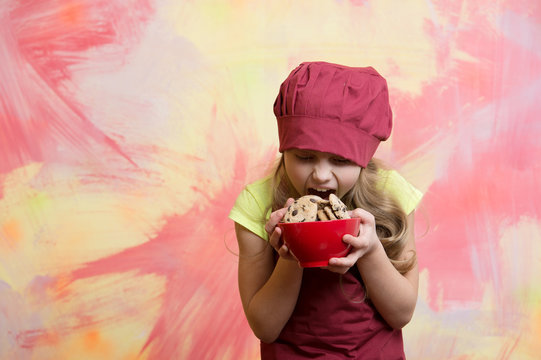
[379,170,423,214]
[228,177,272,241]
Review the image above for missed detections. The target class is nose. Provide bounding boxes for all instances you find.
[312,161,333,183]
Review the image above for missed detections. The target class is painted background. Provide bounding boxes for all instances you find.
[1,0,540,359]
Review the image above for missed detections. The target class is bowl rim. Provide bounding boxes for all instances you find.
[277,217,360,227]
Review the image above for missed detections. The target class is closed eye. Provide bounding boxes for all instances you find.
[331,157,353,165]
[295,154,314,161]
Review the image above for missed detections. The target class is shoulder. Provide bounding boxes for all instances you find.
[377,168,423,214]
[239,176,273,211]
[245,175,273,196]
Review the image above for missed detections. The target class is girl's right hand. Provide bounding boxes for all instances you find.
[265,198,297,261]
[326,207,381,274]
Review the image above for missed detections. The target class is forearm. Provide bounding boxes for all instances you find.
[244,258,303,343]
[356,242,418,329]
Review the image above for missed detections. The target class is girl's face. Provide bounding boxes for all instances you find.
[283,149,361,199]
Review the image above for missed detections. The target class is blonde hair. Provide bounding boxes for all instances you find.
[269,155,416,275]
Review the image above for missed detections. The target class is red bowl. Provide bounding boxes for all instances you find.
[278,218,360,268]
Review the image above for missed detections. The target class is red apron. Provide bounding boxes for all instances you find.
[260,267,405,359]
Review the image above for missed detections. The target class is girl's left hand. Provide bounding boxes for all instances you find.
[325,208,381,274]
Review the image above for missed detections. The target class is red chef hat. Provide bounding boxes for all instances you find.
[274,61,393,167]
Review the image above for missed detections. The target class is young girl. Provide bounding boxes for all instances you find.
[229,61,423,359]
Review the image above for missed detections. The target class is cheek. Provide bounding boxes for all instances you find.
[338,168,361,196]
[288,168,308,193]
[284,159,307,194]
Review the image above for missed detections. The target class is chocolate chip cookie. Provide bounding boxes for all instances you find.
[329,193,350,219]
[283,195,321,223]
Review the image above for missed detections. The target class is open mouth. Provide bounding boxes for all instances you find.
[307,188,335,199]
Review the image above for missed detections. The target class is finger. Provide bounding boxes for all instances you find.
[265,200,295,235]
[325,263,349,275]
[265,210,286,234]
[342,234,369,251]
[265,213,281,234]
[342,233,360,244]
[276,244,290,257]
[268,227,283,251]
[349,208,375,224]
[328,256,355,268]
[329,248,362,268]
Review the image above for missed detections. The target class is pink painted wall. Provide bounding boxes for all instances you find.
[1,0,540,359]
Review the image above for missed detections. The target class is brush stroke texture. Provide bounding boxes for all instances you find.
[1,0,540,359]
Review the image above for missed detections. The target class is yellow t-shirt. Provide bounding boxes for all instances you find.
[228,170,423,241]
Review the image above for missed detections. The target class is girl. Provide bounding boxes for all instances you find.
[229,61,422,359]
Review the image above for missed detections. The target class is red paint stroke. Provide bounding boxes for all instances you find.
[416,128,541,308]
[16,329,61,349]
[392,2,541,309]
[0,0,154,177]
[395,6,541,158]
[47,149,264,359]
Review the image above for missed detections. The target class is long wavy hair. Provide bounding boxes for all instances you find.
[269,155,416,275]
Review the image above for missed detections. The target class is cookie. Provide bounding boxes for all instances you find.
[317,208,330,221]
[283,194,350,222]
[323,206,338,220]
[317,199,330,209]
[283,195,321,223]
[328,193,350,219]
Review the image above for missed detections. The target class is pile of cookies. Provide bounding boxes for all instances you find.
[283,194,351,223]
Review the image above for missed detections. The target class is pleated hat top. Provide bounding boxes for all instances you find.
[273,61,393,167]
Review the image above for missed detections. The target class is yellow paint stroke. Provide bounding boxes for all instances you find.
[164,0,440,94]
